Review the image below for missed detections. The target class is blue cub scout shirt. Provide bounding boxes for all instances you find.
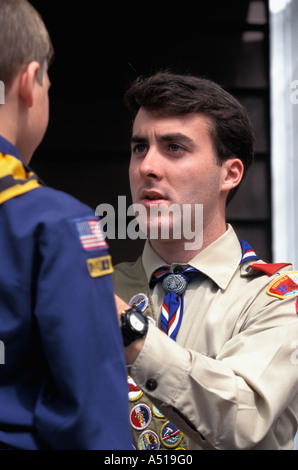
[0,136,132,450]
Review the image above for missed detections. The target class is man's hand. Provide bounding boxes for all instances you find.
[114,294,130,326]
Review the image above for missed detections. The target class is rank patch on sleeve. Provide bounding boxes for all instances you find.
[86,255,113,278]
[74,217,107,251]
[267,271,298,299]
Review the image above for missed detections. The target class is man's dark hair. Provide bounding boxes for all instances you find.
[124,71,255,203]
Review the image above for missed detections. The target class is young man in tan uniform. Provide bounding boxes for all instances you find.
[114,72,298,450]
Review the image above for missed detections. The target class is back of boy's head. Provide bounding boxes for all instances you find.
[0,0,54,88]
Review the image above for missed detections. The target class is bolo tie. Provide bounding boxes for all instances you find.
[150,266,200,341]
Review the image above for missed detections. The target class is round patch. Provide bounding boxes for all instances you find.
[128,376,143,402]
[152,404,164,418]
[129,293,149,312]
[147,316,156,326]
[160,421,183,448]
[130,403,152,431]
[138,430,160,450]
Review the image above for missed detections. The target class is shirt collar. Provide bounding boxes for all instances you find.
[142,224,242,290]
[0,135,22,162]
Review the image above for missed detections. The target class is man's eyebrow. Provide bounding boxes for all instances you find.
[131,133,195,146]
[131,135,147,144]
[159,133,195,146]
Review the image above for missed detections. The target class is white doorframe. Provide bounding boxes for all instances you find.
[269,0,298,450]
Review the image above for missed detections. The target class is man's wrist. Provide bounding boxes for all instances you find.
[120,306,148,347]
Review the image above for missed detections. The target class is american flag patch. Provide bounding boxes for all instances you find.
[74,217,107,251]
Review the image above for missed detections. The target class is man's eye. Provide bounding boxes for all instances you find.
[169,143,184,152]
[133,144,147,154]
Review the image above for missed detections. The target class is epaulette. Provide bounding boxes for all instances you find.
[250,262,292,276]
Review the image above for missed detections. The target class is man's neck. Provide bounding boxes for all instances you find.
[149,222,227,264]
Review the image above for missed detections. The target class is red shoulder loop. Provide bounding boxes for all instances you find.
[250,262,292,276]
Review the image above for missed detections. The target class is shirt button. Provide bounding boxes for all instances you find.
[173,266,183,274]
[146,378,158,391]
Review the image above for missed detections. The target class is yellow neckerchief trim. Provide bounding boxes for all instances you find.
[0,152,41,204]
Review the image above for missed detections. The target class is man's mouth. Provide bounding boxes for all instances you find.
[141,190,167,205]
[142,190,166,200]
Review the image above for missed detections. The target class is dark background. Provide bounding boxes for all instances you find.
[29,0,271,264]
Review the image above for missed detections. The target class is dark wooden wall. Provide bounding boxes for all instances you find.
[29,1,271,264]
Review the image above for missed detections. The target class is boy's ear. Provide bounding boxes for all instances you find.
[18,61,40,107]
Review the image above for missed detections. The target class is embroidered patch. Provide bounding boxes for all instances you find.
[160,421,183,448]
[86,256,113,278]
[267,271,298,299]
[152,404,164,418]
[138,430,160,450]
[128,376,143,402]
[74,217,107,251]
[130,404,152,431]
[129,293,149,312]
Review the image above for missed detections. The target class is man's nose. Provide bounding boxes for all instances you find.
[139,147,163,180]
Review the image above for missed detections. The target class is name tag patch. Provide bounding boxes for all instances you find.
[86,255,113,278]
[267,271,298,299]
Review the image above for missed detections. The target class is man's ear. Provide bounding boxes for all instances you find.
[222,158,244,192]
[18,61,40,108]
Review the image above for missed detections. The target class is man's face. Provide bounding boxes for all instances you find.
[129,108,230,242]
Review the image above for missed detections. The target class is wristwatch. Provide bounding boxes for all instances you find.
[121,306,148,346]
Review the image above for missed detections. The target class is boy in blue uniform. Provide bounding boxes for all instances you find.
[0,0,132,449]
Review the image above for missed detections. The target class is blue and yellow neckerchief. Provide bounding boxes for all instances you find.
[0,152,41,204]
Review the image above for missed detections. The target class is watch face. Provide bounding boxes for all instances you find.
[130,313,145,332]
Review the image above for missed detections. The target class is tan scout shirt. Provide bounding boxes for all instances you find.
[113,225,298,450]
